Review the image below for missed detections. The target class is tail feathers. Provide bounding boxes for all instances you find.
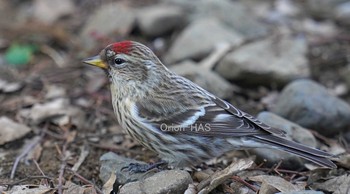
[279,146,336,168]
[253,135,336,168]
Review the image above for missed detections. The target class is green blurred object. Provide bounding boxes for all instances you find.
[4,43,38,66]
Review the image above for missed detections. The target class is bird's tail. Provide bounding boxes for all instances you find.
[252,135,336,168]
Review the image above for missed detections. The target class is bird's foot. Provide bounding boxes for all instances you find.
[122,161,168,173]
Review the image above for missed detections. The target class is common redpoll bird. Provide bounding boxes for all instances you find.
[84,41,336,169]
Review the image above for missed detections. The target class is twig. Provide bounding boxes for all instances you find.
[42,129,66,140]
[71,144,90,172]
[55,143,63,156]
[10,136,42,179]
[57,125,72,194]
[32,159,49,186]
[231,175,259,192]
[338,136,349,153]
[272,161,283,176]
[57,145,67,194]
[33,160,45,176]
[66,168,103,194]
[199,42,231,70]
[0,175,53,187]
[247,167,305,176]
[308,129,338,146]
[40,45,66,68]
[290,176,307,184]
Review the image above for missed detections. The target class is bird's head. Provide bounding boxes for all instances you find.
[84,41,167,88]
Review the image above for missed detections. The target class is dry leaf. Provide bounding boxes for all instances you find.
[334,153,350,169]
[312,174,350,194]
[5,185,52,194]
[325,140,346,156]
[102,172,116,194]
[19,98,85,128]
[63,181,96,194]
[197,159,254,194]
[0,117,32,145]
[259,182,278,194]
[184,183,197,194]
[249,175,304,193]
[0,79,23,93]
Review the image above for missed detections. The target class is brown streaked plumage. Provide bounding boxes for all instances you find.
[84,41,336,168]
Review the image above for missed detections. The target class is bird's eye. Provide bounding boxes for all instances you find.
[114,58,125,65]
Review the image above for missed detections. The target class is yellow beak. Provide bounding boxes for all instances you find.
[83,55,108,69]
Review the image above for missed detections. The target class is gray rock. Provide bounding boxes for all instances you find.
[257,112,317,147]
[80,3,136,51]
[335,2,350,25]
[251,111,317,168]
[170,61,234,99]
[252,147,305,169]
[344,131,350,144]
[311,174,350,194]
[33,0,75,24]
[306,0,347,19]
[300,19,338,37]
[137,4,186,37]
[215,35,309,86]
[165,18,244,63]
[277,191,324,194]
[119,170,192,194]
[341,67,350,88]
[274,0,300,17]
[162,0,269,39]
[99,152,155,185]
[272,79,350,136]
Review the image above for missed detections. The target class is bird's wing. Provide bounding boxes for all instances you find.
[133,95,336,168]
[133,94,285,137]
[212,97,286,136]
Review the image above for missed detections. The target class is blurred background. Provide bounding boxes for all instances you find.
[1,0,350,193]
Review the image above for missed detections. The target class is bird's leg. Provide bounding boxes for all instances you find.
[123,161,168,173]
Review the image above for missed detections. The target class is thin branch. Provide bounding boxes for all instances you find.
[10,136,42,179]
[66,168,103,194]
[0,175,53,187]
[71,144,89,172]
[231,175,259,192]
[247,167,306,176]
[32,159,49,186]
